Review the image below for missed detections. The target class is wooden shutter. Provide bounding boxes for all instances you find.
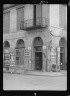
[17,7,24,30]
[36,5,42,25]
[3,12,10,34]
[36,4,42,18]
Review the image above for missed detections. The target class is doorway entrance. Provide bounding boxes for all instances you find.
[15,39,25,67]
[59,38,67,70]
[60,48,65,70]
[35,51,42,70]
[33,37,43,70]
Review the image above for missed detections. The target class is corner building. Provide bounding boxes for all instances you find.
[3,4,67,72]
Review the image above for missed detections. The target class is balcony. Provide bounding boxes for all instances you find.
[3,4,19,10]
[20,17,48,31]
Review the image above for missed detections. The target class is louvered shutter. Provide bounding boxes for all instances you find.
[3,12,10,34]
[17,8,24,30]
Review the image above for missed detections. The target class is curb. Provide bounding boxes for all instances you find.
[25,73,67,77]
[3,71,67,77]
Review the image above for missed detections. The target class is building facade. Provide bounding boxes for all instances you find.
[3,4,67,72]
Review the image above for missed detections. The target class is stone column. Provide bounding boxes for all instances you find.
[50,47,56,71]
[46,45,51,72]
[24,48,29,70]
[28,47,31,70]
[42,45,46,72]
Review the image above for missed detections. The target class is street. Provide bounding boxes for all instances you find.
[3,73,67,90]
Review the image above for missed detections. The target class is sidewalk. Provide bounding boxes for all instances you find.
[25,70,67,77]
[3,68,67,76]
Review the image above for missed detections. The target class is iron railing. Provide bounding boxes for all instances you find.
[20,17,49,30]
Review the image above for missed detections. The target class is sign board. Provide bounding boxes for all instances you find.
[11,55,15,61]
[29,60,31,63]
[28,47,31,50]
[10,61,15,66]
[43,46,46,49]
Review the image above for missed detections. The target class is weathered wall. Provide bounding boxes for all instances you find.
[10,8,17,32]
[49,4,59,27]
[59,5,67,29]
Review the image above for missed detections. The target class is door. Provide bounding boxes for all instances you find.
[59,38,67,70]
[16,49,24,65]
[60,47,65,70]
[35,52,42,70]
[60,53,64,70]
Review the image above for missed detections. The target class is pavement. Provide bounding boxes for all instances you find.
[3,69,67,77]
[3,72,67,90]
[24,70,67,77]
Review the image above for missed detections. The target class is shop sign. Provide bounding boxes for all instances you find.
[28,47,31,50]
[43,46,46,49]
[51,52,56,55]
[10,61,15,66]
[25,51,29,57]
[11,55,15,61]
[4,53,10,59]
[29,60,31,64]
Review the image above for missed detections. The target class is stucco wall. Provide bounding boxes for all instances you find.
[59,5,67,29]
[42,4,49,19]
[10,8,17,32]
[49,4,59,27]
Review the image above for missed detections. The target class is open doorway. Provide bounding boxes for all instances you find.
[33,37,43,70]
[35,52,42,70]
[59,38,67,70]
[15,39,25,66]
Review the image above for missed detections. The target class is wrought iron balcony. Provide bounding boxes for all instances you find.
[20,17,48,31]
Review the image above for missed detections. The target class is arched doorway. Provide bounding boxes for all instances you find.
[15,39,25,66]
[33,37,43,70]
[59,38,67,70]
[3,41,10,70]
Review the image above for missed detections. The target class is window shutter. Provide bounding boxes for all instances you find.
[36,5,42,26]
[17,8,24,30]
[3,12,10,34]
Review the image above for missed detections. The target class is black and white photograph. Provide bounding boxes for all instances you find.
[3,4,67,90]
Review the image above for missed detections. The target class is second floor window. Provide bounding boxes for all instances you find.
[3,11,10,34]
[17,7,24,30]
[34,4,42,26]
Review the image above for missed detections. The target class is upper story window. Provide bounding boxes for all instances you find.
[17,7,24,30]
[59,5,67,29]
[3,11,10,34]
[34,4,42,26]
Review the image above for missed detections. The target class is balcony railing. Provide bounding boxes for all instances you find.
[20,17,48,31]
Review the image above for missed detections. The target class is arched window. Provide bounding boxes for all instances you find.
[33,37,43,52]
[16,39,25,49]
[59,38,66,47]
[15,39,25,66]
[33,37,43,46]
[4,41,10,48]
